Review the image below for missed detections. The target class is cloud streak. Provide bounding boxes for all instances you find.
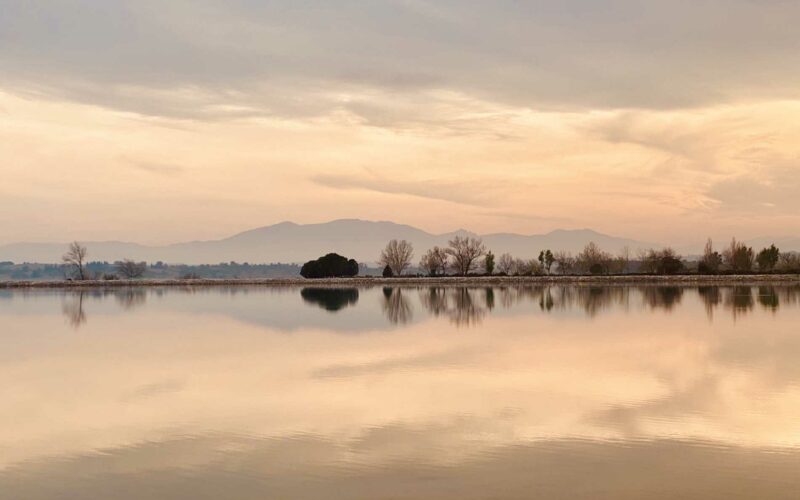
[312,173,501,206]
[2,0,800,122]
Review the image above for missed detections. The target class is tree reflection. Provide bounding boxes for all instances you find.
[413,285,789,324]
[62,291,86,328]
[416,287,488,326]
[757,286,779,310]
[419,288,449,317]
[484,288,495,311]
[642,286,683,311]
[301,288,359,312]
[115,289,147,311]
[695,285,797,319]
[448,288,486,326]
[698,286,722,319]
[571,287,631,317]
[539,287,554,312]
[382,287,413,324]
[727,286,754,319]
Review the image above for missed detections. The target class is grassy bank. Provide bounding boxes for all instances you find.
[2,274,800,289]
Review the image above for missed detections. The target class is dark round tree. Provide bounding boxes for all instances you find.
[300,253,359,279]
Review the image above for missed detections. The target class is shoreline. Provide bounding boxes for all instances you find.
[2,274,799,289]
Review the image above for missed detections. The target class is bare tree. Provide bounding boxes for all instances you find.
[615,246,631,274]
[723,237,754,272]
[699,238,722,274]
[419,246,448,276]
[497,253,515,275]
[62,242,88,280]
[510,258,541,276]
[379,239,414,276]
[446,236,486,276]
[640,248,684,274]
[116,259,147,279]
[553,251,575,275]
[576,242,612,274]
[778,252,800,272]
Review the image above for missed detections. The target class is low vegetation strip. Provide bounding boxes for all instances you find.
[2,274,799,289]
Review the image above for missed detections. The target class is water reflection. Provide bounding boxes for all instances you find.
[301,287,359,311]
[381,287,413,324]
[758,286,780,309]
[61,291,86,328]
[115,288,147,311]
[44,284,800,329]
[3,283,800,499]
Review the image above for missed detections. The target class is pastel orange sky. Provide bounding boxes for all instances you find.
[1,1,799,245]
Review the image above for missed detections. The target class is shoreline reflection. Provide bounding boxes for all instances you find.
[44,284,800,329]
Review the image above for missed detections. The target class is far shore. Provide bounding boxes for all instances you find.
[2,274,799,289]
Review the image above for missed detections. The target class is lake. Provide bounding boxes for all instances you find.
[2,284,800,499]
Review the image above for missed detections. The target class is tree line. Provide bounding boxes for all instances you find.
[41,237,800,281]
[48,242,302,281]
[377,236,799,277]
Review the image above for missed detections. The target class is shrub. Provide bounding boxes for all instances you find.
[641,248,684,275]
[699,239,722,274]
[382,265,394,278]
[723,238,754,272]
[116,259,147,279]
[657,255,684,274]
[300,253,359,279]
[756,244,780,272]
[589,263,606,275]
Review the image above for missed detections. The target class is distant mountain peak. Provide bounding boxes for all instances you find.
[0,218,666,265]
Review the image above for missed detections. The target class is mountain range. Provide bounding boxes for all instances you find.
[0,219,794,265]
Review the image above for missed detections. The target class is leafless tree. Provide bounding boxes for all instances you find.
[723,237,754,272]
[576,241,612,274]
[116,259,147,279]
[379,239,414,276]
[446,236,486,276]
[62,242,88,280]
[614,246,631,274]
[497,253,515,274]
[419,246,448,276]
[553,251,575,275]
[778,252,800,272]
[640,247,684,274]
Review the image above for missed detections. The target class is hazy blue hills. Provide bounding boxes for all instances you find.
[0,218,776,265]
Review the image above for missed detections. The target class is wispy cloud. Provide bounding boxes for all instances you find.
[312,173,497,206]
[122,157,185,176]
[707,164,800,215]
[3,0,800,122]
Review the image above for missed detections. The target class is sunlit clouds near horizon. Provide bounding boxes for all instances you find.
[1,0,799,245]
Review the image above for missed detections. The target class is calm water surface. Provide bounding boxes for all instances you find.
[2,284,800,499]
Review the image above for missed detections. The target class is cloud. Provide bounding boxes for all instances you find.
[707,165,800,214]
[312,172,500,206]
[475,210,572,224]
[123,158,185,176]
[584,111,717,164]
[2,0,800,122]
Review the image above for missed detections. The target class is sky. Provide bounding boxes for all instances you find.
[1,0,799,246]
